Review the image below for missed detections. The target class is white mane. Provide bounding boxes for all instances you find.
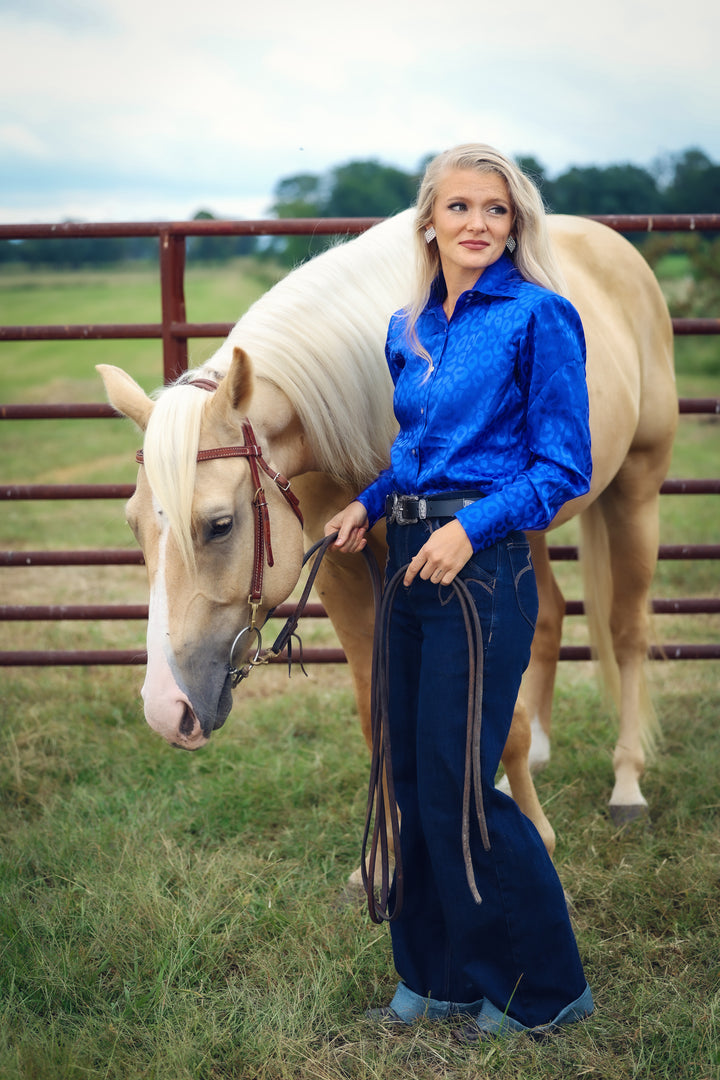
[142,385,205,567]
[201,209,417,489]
[141,211,417,562]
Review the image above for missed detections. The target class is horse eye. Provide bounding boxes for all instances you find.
[209,516,233,539]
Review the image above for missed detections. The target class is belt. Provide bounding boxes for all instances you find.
[386,491,485,525]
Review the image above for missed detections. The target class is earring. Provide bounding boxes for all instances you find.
[424,225,436,243]
[506,235,516,254]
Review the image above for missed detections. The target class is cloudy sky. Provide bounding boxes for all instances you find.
[1,0,717,223]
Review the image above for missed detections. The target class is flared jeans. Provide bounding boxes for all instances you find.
[384,518,588,1028]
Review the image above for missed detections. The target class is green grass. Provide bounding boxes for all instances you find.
[1,262,719,1079]
[1,664,718,1079]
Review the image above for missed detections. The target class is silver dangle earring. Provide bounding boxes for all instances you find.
[424,225,436,244]
[506,235,516,254]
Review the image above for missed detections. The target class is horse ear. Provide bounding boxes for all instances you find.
[225,346,255,413]
[97,364,154,431]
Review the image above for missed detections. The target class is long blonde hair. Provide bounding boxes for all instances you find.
[405,144,568,361]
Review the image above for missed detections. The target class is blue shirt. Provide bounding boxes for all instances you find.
[358,253,592,551]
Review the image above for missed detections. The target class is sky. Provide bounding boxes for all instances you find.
[1,0,717,224]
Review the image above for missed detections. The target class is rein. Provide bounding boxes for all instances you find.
[361,566,491,923]
[228,532,354,686]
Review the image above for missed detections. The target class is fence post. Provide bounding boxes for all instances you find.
[159,230,188,382]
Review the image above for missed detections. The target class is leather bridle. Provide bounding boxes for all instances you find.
[135,379,305,684]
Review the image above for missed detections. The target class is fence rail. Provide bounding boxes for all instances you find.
[1,213,718,665]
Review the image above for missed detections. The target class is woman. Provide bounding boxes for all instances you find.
[325,144,594,1041]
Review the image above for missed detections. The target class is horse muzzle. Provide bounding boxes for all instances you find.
[141,650,233,749]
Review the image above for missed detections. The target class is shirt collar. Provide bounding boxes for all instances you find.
[429,253,524,310]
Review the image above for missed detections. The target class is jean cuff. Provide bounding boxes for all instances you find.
[389,981,486,1023]
[471,981,594,1036]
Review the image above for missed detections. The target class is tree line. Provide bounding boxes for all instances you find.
[2,147,718,269]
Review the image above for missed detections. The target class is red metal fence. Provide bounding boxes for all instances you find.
[1,214,719,666]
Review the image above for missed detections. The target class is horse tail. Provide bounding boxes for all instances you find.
[579,500,659,757]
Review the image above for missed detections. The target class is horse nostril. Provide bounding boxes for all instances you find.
[179,704,196,736]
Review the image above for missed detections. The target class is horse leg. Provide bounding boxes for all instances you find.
[500,698,556,856]
[584,458,667,823]
[290,475,379,749]
[518,532,566,774]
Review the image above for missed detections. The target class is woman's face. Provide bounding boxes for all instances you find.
[428,168,514,288]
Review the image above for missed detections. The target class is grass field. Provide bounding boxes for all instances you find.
[1,262,719,1079]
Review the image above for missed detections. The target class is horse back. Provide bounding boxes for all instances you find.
[548,216,676,499]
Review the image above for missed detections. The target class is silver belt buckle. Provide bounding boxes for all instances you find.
[390,494,428,525]
[396,495,412,524]
[396,496,414,524]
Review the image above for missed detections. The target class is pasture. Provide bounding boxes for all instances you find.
[1,260,719,1079]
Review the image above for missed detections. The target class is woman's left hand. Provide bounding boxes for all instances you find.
[403,519,474,587]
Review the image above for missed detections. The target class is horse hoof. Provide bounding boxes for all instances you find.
[608,803,651,829]
[495,773,511,795]
[334,880,366,910]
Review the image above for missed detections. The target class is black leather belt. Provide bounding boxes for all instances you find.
[386,491,485,525]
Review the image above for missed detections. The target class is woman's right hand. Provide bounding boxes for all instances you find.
[324,500,369,553]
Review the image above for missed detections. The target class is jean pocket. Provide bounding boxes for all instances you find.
[461,542,499,589]
[507,541,538,630]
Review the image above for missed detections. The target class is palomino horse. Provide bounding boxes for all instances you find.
[99,210,676,846]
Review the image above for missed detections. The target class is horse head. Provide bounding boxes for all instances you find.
[98,348,307,749]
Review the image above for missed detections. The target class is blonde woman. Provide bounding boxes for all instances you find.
[326,144,594,1041]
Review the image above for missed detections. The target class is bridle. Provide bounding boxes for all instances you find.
[135,377,306,685]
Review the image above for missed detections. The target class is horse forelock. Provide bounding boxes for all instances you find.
[204,211,417,491]
[142,386,204,569]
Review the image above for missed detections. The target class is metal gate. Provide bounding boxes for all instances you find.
[1,214,718,666]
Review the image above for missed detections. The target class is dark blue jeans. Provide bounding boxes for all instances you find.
[385,518,587,1028]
